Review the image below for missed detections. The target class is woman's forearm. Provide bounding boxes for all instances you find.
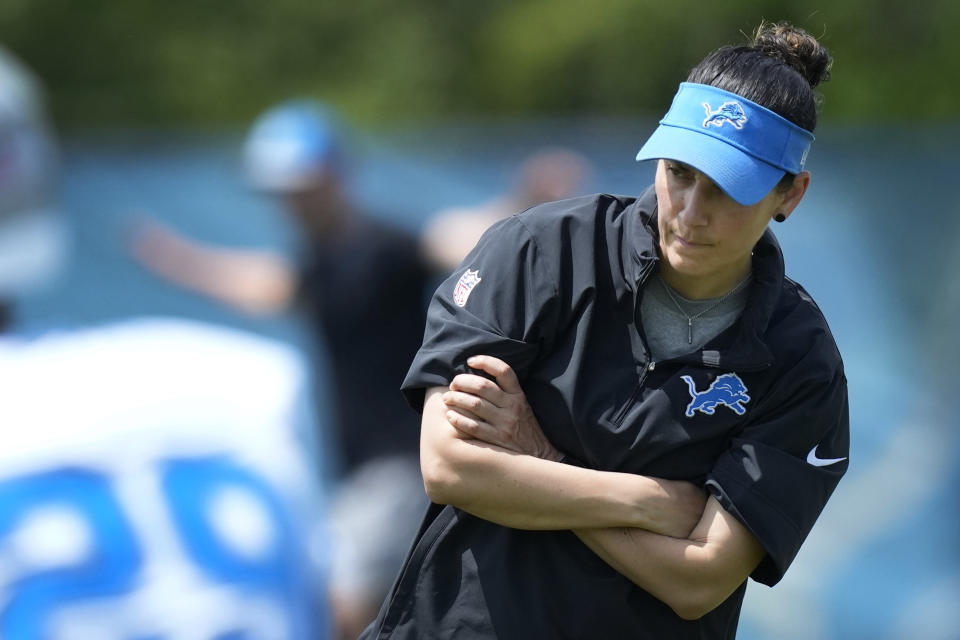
[574,497,766,620]
[420,387,703,533]
[424,358,761,620]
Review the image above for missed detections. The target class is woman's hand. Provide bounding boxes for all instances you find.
[441,355,706,538]
[442,355,564,462]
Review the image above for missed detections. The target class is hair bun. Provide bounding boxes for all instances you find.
[752,22,832,89]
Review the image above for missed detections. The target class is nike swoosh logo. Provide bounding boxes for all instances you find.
[807,445,847,467]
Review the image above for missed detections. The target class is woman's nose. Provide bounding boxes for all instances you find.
[678,184,711,226]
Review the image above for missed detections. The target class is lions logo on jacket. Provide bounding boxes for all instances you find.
[682,373,751,417]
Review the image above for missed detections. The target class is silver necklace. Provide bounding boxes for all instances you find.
[659,273,753,344]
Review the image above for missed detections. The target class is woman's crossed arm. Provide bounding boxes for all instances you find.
[422,355,765,620]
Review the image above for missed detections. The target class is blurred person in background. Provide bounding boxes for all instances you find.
[0,47,329,638]
[131,102,429,639]
[420,147,591,272]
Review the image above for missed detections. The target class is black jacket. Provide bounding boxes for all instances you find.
[365,189,849,639]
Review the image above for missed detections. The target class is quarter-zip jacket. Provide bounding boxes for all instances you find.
[364,188,849,639]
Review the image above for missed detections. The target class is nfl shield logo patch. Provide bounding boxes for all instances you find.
[453,269,482,307]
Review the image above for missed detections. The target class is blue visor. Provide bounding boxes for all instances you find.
[635,82,814,205]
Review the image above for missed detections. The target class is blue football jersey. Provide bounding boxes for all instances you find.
[0,318,329,639]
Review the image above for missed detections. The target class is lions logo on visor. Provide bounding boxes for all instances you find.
[702,101,748,130]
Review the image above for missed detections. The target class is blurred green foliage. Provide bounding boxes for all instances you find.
[1,0,955,128]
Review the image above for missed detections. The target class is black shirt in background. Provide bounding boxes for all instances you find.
[298,214,429,475]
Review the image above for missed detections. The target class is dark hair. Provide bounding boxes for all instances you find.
[687,22,832,133]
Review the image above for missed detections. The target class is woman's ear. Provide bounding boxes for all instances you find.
[776,171,811,222]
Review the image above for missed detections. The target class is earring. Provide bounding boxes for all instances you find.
[774,213,786,223]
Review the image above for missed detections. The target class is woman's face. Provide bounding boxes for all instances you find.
[654,159,808,299]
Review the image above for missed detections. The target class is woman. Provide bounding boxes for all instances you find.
[363,22,849,639]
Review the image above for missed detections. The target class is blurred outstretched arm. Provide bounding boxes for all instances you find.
[130,219,296,315]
